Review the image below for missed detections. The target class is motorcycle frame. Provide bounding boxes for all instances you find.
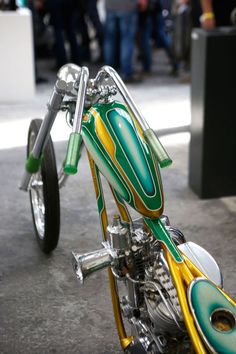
[20,64,235,354]
[87,150,208,353]
[86,117,235,354]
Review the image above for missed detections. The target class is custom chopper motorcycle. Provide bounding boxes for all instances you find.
[20,64,236,353]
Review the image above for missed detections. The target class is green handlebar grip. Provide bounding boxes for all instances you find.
[25,153,42,173]
[144,128,172,168]
[64,132,83,175]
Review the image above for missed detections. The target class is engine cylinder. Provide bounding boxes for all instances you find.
[107,215,131,251]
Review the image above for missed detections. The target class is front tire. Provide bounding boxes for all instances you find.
[27,119,60,254]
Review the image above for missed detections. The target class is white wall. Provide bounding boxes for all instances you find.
[0,8,35,102]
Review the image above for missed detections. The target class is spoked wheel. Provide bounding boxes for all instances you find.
[27,119,60,254]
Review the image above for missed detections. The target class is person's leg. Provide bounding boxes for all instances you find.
[87,0,104,50]
[139,12,152,72]
[64,19,81,65]
[79,20,91,62]
[76,5,91,62]
[119,11,137,78]
[53,28,68,68]
[45,0,68,69]
[155,11,179,74]
[65,27,81,65]
[155,12,171,52]
[104,11,118,68]
[63,0,81,65]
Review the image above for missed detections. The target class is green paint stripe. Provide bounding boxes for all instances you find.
[144,218,183,263]
[83,101,164,213]
[102,104,163,210]
[97,193,104,215]
[94,165,106,241]
[190,279,236,354]
[82,125,133,204]
[107,109,155,195]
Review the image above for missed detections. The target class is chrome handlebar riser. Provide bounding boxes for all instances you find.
[94,66,149,132]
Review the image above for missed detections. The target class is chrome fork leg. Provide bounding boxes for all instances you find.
[20,80,67,191]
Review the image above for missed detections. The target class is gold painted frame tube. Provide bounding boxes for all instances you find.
[87,151,133,349]
[165,250,208,354]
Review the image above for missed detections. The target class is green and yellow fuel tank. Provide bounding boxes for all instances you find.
[82,101,164,218]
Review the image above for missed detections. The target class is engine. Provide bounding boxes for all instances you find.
[106,216,187,353]
[72,215,223,353]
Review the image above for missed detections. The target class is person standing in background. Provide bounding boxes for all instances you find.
[45,0,81,70]
[138,0,179,76]
[77,0,104,63]
[151,0,179,75]
[104,0,140,83]
[200,0,236,28]
[86,0,104,62]
[138,1,153,74]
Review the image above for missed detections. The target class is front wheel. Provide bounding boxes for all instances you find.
[27,119,60,254]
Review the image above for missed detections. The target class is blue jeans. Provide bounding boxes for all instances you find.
[152,11,178,71]
[152,12,172,55]
[104,10,137,78]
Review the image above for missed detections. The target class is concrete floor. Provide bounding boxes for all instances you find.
[0,58,235,354]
